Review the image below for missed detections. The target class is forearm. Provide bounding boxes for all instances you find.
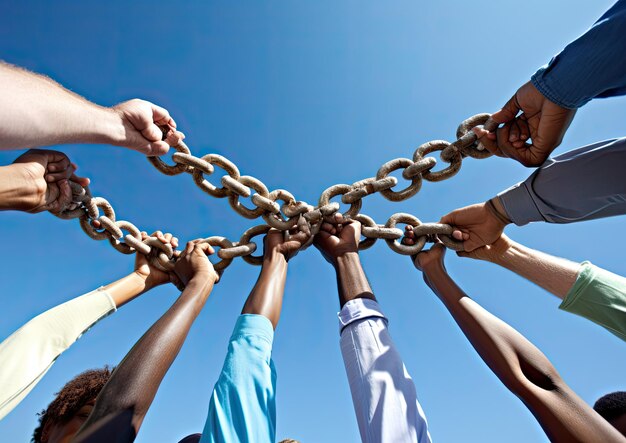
[334,253,376,307]
[0,289,115,420]
[74,276,214,442]
[0,61,121,149]
[422,267,625,442]
[489,241,579,299]
[498,137,626,225]
[103,272,156,308]
[531,0,626,108]
[338,299,431,443]
[0,164,41,211]
[241,251,288,329]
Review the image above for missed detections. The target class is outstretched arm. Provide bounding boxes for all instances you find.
[201,228,309,443]
[458,234,626,341]
[241,229,309,329]
[314,216,431,443]
[0,61,183,155]
[0,232,177,421]
[73,240,219,443]
[442,137,626,252]
[412,243,625,442]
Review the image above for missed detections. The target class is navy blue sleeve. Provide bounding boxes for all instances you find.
[531,0,626,108]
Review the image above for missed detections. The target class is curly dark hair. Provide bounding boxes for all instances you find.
[594,391,626,422]
[32,366,114,443]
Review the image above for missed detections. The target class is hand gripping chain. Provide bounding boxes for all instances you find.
[53,114,497,276]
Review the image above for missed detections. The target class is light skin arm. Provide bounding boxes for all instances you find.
[458,234,579,299]
[242,228,311,329]
[0,61,184,155]
[314,215,375,307]
[72,239,219,443]
[409,242,625,442]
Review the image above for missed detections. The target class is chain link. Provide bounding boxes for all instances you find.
[52,113,493,275]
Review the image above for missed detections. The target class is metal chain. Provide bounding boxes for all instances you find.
[144,113,496,226]
[53,113,497,274]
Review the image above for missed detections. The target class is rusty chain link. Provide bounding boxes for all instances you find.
[53,113,496,274]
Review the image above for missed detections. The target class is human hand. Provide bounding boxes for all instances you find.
[456,234,513,263]
[473,81,576,167]
[264,227,311,262]
[440,202,507,252]
[10,148,90,213]
[173,239,219,287]
[313,213,361,266]
[112,99,185,156]
[133,231,180,289]
[412,242,447,274]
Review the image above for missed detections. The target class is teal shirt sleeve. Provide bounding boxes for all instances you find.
[560,262,626,341]
[200,314,276,443]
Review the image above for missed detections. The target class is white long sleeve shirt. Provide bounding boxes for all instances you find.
[338,298,432,443]
[0,288,116,420]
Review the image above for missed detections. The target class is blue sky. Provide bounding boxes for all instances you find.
[1,1,624,442]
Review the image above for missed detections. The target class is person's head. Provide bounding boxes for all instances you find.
[594,391,626,436]
[32,367,113,443]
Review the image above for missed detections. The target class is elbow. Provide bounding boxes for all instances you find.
[502,360,563,401]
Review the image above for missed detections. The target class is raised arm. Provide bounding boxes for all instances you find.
[458,234,626,341]
[0,232,177,421]
[409,242,625,442]
[73,240,219,443]
[313,216,431,443]
[200,228,308,443]
[0,61,183,155]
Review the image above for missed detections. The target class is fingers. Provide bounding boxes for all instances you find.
[288,230,311,246]
[195,242,215,256]
[45,155,72,180]
[147,140,171,156]
[151,103,177,129]
[452,230,469,241]
[184,240,195,256]
[402,225,415,245]
[45,179,72,213]
[320,222,337,235]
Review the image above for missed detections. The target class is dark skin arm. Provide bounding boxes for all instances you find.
[242,228,310,329]
[405,234,625,442]
[314,215,375,308]
[72,240,219,443]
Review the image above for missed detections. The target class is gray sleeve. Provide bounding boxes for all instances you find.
[497,137,626,225]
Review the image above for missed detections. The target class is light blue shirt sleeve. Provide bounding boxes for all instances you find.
[531,0,626,108]
[200,314,276,443]
[498,137,626,225]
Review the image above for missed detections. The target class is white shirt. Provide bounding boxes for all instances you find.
[339,298,432,443]
[0,288,116,420]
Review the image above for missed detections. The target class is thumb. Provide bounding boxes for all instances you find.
[491,94,520,124]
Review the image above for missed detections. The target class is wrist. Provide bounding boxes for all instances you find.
[335,252,360,269]
[422,264,448,285]
[264,248,289,265]
[188,273,217,293]
[0,164,43,211]
[486,198,511,226]
[91,106,127,146]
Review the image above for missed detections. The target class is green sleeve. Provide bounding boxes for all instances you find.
[560,261,626,342]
